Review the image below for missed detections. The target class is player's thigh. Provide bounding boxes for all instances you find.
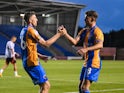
[24,64,48,85]
[11,58,16,64]
[86,67,101,82]
[5,58,12,65]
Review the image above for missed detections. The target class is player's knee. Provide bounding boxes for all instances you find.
[47,82,51,90]
[44,81,50,90]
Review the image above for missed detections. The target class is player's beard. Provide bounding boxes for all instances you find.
[85,22,92,28]
[85,19,92,28]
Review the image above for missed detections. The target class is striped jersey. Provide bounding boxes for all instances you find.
[80,26,104,68]
[20,25,42,67]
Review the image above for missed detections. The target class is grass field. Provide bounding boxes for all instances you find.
[0,59,124,93]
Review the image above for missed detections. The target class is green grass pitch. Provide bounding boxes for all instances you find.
[0,59,124,93]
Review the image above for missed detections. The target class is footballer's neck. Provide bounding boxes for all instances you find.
[91,22,96,28]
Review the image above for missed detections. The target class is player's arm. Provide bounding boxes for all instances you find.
[39,32,61,47]
[11,49,15,55]
[65,33,80,45]
[14,52,20,57]
[85,40,103,51]
[8,43,15,57]
[60,27,80,45]
[10,48,16,60]
[87,29,104,51]
[28,27,62,47]
[78,41,103,55]
[87,41,103,51]
[39,26,65,47]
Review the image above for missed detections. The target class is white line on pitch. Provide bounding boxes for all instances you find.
[0,76,28,78]
[50,79,124,84]
[64,88,124,93]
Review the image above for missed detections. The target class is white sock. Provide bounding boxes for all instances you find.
[14,71,18,76]
[0,69,4,73]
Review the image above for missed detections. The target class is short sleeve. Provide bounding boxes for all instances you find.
[8,42,14,50]
[28,27,41,42]
[94,27,104,43]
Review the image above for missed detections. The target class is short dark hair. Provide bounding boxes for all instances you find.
[24,11,36,23]
[11,36,17,40]
[85,10,98,20]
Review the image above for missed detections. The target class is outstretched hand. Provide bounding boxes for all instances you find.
[57,25,67,36]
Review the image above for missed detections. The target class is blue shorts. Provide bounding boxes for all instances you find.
[80,67,101,82]
[24,63,48,85]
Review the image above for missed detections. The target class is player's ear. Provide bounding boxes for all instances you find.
[91,17,94,22]
[91,17,96,22]
[29,16,33,23]
[29,18,32,23]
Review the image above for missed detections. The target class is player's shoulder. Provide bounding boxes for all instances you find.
[21,26,28,31]
[27,26,38,34]
[28,26,34,32]
[7,41,12,44]
[7,41,14,47]
[94,26,102,32]
[94,26,103,34]
[28,27,40,38]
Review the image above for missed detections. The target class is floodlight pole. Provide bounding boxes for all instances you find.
[56,13,59,33]
[20,14,25,26]
[22,18,25,26]
[74,9,81,38]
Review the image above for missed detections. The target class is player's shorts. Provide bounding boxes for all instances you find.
[24,63,48,85]
[80,66,101,82]
[6,58,16,64]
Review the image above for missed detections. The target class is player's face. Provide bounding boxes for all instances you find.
[12,37,17,43]
[29,14,38,26]
[85,16,93,27]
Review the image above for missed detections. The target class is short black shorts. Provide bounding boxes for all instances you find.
[6,58,16,64]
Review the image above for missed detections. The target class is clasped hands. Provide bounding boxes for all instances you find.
[57,25,88,56]
[57,25,67,36]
